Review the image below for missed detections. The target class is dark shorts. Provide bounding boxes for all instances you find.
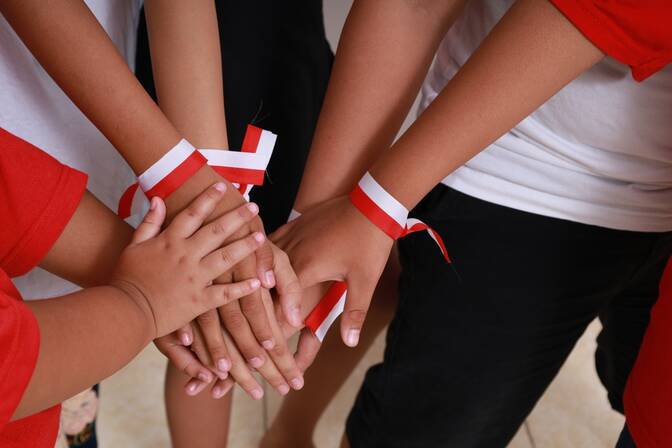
[346,186,672,447]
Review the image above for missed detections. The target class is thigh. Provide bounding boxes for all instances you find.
[346,187,665,448]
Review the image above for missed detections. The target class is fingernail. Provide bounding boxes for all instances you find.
[262,339,275,350]
[346,329,360,347]
[250,279,261,289]
[254,232,265,243]
[250,357,264,368]
[186,382,198,395]
[198,372,211,383]
[150,197,158,211]
[290,377,304,390]
[180,332,192,346]
[251,388,264,400]
[247,203,259,214]
[217,358,231,372]
[278,384,290,395]
[264,270,275,285]
[214,182,227,192]
[212,386,224,399]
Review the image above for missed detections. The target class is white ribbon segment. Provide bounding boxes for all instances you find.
[314,289,347,342]
[138,139,195,191]
[200,149,271,170]
[358,172,408,227]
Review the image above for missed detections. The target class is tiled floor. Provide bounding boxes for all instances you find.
[97,319,624,448]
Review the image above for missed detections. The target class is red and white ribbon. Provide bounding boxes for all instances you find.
[139,139,207,200]
[350,172,449,260]
[118,126,276,219]
[305,281,347,342]
[302,172,450,342]
[201,125,276,197]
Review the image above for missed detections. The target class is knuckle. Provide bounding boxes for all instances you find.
[219,249,235,267]
[186,206,200,219]
[197,311,218,327]
[221,311,246,331]
[205,187,220,201]
[271,343,288,358]
[211,219,228,236]
[346,309,367,325]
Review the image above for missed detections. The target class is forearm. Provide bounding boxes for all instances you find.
[39,192,133,287]
[294,0,465,210]
[369,0,603,208]
[143,0,246,221]
[0,0,238,220]
[14,286,151,419]
[144,0,227,149]
[0,0,179,172]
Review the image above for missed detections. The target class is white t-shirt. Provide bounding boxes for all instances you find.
[0,0,143,299]
[420,0,672,232]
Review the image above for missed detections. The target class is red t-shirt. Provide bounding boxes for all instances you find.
[550,0,672,81]
[548,1,672,446]
[0,127,87,447]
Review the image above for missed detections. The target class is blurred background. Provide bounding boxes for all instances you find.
[96,2,625,447]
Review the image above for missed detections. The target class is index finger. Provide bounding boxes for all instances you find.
[270,243,303,328]
[234,256,276,350]
[166,182,227,238]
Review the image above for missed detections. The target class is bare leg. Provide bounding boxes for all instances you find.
[260,249,399,448]
[165,363,232,448]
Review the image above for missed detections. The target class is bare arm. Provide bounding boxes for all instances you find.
[14,186,264,419]
[0,0,249,219]
[293,0,466,210]
[144,0,228,149]
[143,0,303,395]
[371,0,603,208]
[275,0,604,347]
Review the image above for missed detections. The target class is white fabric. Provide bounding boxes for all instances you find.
[0,1,143,299]
[420,0,672,232]
[138,139,194,191]
[200,149,269,170]
[314,291,346,343]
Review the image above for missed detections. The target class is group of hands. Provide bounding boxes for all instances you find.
[111,181,394,401]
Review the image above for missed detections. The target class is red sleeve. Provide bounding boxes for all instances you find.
[549,0,672,81]
[0,272,40,431]
[0,127,88,277]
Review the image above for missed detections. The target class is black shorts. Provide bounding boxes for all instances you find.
[135,0,333,232]
[346,186,672,447]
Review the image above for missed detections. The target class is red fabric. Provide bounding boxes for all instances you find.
[349,185,404,239]
[0,127,88,447]
[624,257,672,448]
[144,150,207,199]
[549,1,672,81]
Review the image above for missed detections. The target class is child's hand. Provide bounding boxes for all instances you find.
[272,195,393,347]
[180,287,305,400]
[111,183,264,338]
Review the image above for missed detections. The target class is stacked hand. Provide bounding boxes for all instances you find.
[152,188,394,400]
[154,182,307,400]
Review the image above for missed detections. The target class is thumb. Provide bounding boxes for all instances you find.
[131,197,166,244]
[340,273,376,348]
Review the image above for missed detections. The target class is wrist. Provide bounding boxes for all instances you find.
[107,281,156,343]
[164,165,242,220]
